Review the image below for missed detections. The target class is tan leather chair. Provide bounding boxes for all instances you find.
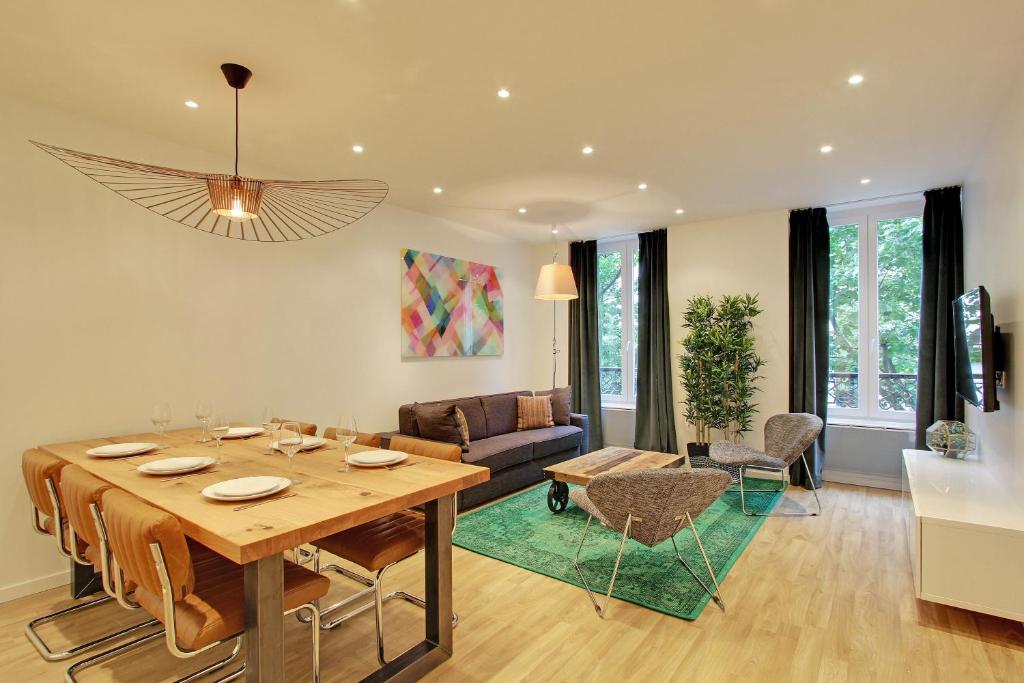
[21,449,142,663]
[322,427,381,448]
[309,434,460,665]
[101,488,330,682]
[273,418,318,436]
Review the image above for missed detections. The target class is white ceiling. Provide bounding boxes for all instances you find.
[2,0,1022,243]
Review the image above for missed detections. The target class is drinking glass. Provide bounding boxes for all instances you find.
[261,406,279,455]
[276,421,304,484]
[151,402,172,447]
[195,400,212,443]
[335,415,358,472]
[210,414,230,463]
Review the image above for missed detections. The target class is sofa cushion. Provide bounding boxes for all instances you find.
[530,425,583,459]
[413,403,464,449]
[480,391,532,437]
[462,432,535,473]
[536,387,572,426]
[453,398,488,441]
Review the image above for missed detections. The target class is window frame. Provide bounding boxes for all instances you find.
[828,199,924,426]
[597,236,639,408]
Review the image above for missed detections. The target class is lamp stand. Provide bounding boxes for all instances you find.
[550,300,559,389]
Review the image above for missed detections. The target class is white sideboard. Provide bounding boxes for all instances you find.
[901,449,1024,621]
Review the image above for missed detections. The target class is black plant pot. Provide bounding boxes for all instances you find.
[686,442,710,459]
[686,441,741,483]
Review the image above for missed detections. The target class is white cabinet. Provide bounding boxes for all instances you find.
[901,449,1024,621]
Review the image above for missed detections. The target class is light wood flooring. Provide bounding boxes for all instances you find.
[1,483,1022,681]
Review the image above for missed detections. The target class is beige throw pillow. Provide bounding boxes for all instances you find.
[517,395,554,430]
[453,407,471,451]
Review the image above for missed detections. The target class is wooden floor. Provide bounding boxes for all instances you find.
[1,483,1022,682]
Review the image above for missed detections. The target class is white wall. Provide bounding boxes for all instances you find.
[963,71,1024,492]
[0,94,539,600]
[666,211,791,451]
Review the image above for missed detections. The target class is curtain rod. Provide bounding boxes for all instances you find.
[824,189,926,208]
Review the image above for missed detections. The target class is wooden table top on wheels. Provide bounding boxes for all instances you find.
[542,446,686,512]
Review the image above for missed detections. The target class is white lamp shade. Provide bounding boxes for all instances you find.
[535,263,579,300]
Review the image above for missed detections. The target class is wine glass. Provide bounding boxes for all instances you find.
[151,402,172,448]
[210,414,230,463]
[276,422,304,485]
[195,400,212,443]
[261,406,279,455]
[335,415,358,472]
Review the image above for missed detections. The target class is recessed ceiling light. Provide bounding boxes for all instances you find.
[184,100,199,109]
[637,182,648,190]
[581,146,594,155]
[675,208,685,215]
[860,178,871,184]
[820,144,833,154]
[351,144,364,154]
[497,88,510,99]
[848,73,864,85]
[551,227,559,235]
[433,186,443,194]
[517,207,527,214]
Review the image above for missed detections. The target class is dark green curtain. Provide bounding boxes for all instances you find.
[569,240,604,450]
[634,229,678,453]
[788,208,829,488]
[915,186,965,448]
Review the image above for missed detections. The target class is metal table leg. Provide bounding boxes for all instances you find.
[244,552,285,682]
[360,495,455,682]
[70,557,103,599]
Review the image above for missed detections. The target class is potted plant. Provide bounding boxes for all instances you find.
[678,294,765,467]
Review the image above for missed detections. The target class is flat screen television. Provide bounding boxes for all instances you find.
[953,285,1001,412]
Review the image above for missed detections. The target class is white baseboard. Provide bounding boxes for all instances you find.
[0,569,69,604]
[824,468,901,491]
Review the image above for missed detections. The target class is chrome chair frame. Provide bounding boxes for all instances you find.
[25,478,158,663]
[572,511,725,618]
[307,494,459,666]
[738,453,822,517]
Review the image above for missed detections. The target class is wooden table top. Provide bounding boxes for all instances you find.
[543,446,686,486]
[40,427,488,564]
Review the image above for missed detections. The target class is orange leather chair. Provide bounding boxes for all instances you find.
[309,435,460,665]
[21,449,144,663]
[322,427,381,448]
[273,418,318,436]
[101,488,330,682]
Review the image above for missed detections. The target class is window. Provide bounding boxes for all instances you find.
[597,237,639,406]
[828,201,924,424]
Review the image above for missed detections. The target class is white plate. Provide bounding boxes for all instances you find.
[138,456,216,475]
[220,426,264,439]
[86,442,158,458]
[202,476,291,501]
[270,435,327,452]
[347,450,408,467]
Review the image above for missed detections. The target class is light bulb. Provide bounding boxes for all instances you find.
[230,196,244,218]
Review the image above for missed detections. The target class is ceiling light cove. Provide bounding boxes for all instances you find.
[351,144,364,154]
[637,182,648,190]
[497,88,510,99]
[860,178,871,184]
[184,100,198,108]
[848,73,864,85]
[819,144,833,154]
[433,186,444,194]
[581,146,594,156]
[675,208,685,215]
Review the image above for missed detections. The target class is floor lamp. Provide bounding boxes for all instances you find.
[535,249,579,389]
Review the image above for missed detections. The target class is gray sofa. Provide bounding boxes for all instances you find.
[391,390,590,508]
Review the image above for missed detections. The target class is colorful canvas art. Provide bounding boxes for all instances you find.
[401,248,504,357]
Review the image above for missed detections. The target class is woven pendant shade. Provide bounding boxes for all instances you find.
[207,176,264,221]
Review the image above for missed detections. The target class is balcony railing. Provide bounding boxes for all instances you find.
[828,371,917,411]
[600,366,622,395]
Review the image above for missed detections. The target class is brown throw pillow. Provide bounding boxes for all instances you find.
[517,395,554,430]
[453,407,471,451]
[538,386,572,425]
[414,403,465,450]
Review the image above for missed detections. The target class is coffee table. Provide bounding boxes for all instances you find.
[542,446,686,512]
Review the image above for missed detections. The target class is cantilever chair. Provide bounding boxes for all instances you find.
[570,468,732,618]
[322,427,382,448]
[22,449,155,663]
[709,412,824,516]
[308,434,460,666]
[100,488,330,682]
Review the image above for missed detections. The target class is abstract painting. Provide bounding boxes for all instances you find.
[401,248,504,357]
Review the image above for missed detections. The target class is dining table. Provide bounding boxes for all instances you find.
[38,426,489,682]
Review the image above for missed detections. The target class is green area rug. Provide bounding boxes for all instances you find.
[453,477,783,619]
